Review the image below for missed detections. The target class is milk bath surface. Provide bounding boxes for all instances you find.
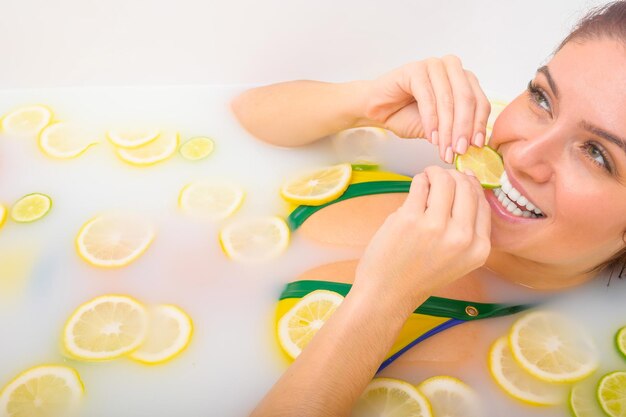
[0,86,624,417]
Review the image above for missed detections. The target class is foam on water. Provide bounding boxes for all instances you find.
[0,86,625,417]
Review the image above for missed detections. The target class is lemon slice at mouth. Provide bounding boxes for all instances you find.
[280,163,352,206]
[1,105,53,136]
[353,377,432,417]
[417,376,482,417]
[509,311,598,383]
[179,136,215,161]
[39,122,99,159]
[219,216,290,263]
[454,145,504,188]
[63,294,148,360]
[178,181,245,221]
[277,289,344,359]
[129,304,194,365]
[597,371,626,417]
[10,193,52,223]
[107,128,160,149]
[75,214,156,268]
[0,365,84,417]
[115,131,179,166]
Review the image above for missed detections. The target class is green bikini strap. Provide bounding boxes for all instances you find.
[279,280,537,321]
[287,180,412,230]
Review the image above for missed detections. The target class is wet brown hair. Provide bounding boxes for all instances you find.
[558,1,626,278]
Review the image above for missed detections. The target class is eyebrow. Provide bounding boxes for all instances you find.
[537,66,560,99]
[580,121,626,155]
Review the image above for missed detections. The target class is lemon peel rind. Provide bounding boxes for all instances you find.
[106,129,160,149]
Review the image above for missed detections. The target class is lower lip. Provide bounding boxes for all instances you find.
[485,189,545,224]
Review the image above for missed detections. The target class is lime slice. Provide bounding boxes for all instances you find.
[179,136,214,161]
[10,193,52,223]
[615,326,626,360]
[570,379,604,417]
[454,145,504,188]
[351,163,380,171]
[597,371,626,417]
[354,377,432,417]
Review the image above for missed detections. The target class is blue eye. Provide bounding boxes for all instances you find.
[527,81,551,112]
[583,141,613,173]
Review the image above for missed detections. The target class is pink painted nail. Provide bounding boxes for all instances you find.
[455,137,468,154]
[474,132,485,148]
[431,130,439,146]
[445,146,454,164]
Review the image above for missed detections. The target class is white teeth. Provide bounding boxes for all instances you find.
[508,188,521,201]
[517,195,528,206]
[497,171,544,218]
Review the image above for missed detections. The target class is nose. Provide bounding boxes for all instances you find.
[505,127,561,184]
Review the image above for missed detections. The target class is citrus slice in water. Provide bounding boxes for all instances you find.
[63,294,148,360]
[10,193,52,223]
[1,105,53,136]
[0,365,83,417]
[454,145,504,188]
[129,304,193,365]
[280,163,352,206]
[277,289,343,359]
[570,379,605,417]
[219,216,290,263]
[332,127,387,165]
[107,128,160,149]
[598,371,626,417]
[115,131,179,166]
[488,336,566,406]
[353,377,432,417]
[0,204,6,229]
[179,136,214,161]
[75,214,156,268]
[39,122,99,159]
[417,376,482,417]
[509,311,598,383]
[615,326,626,360]
[178,181,245,221]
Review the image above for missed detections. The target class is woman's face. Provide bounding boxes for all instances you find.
[488,38,626,283]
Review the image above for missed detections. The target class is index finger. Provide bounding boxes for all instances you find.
[399,173,429,214]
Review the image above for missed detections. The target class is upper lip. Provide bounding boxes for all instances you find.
[504,169,546,216]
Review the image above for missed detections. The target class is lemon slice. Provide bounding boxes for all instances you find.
[280,163,352,206]
[598,371,626,417]
[0,365,83,417]
[417,376,482,417]
[486,99,508,142]
[0,204,6,229]
[129,304,193,365]
[570,379,604,417]
[615,326,626,360]
[178,181,245,221]
[179,136,214,161]
[107,129,160,149]
[454,145,504,188]
[353,377,432,417]
[38,122,99,159]
[75,214,156,268]
[277,289,343,359]
[63,294,148,360]
[509,311,598,383]
[10,193,52,223]
[115,131,179,166]
[219,216,290,263]
[332,127,387,165]
[488,336,566,406]
[1,105,53,136]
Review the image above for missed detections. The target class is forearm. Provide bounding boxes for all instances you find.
[250,290,420,417]
[231,80,378,147]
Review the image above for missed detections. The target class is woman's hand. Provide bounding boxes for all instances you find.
[363,57,491,164]
[352,166,491,314]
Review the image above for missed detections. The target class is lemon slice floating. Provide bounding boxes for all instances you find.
[0,365,83,417]
[598,371,626,417]
[129,304,193,365]
[488,336,566,406]
[280,163,352,206]
[332,127,387,165]
[0,204,6,229]
[219,216,290,263]
[107,128,160,149]
[454,145,504,188]
[418,376,482,417]
[179,136,214,161]
[10,193,52,223]
[1,105,53,135]
[178,181,245,221]
[615,326,626,360]
[63,294,148,360]
[570,379,604,417]
[39,122,99,159]
[75,214,156,268]
[277,290,343,359]
[353,377,432,417]
[115,131,179,166]
[509,311,598,383]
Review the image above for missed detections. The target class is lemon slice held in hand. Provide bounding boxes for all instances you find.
[0,365,84,417]
[39,122,99,159]
[454,145,504,188]
[178,181,244,221]
[219,216,290,263]
[179,136,214,161]
[280,163,352,206]
[418,376,482,417]
[354,377,432,417]
[115,131,179,166]
[10,193,52,223]
[107,128,160,149]
[1,105,53,136]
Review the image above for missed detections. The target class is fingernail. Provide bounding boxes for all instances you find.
[455,137,468,154]
[474,132,485,148]
[431,130,439,146]
[445,146,454,164]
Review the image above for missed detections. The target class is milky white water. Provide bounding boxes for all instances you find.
[0,86,625,417]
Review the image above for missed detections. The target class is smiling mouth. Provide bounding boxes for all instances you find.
[493,172,545,219]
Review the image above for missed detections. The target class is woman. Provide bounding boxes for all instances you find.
[232,2,626,416]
